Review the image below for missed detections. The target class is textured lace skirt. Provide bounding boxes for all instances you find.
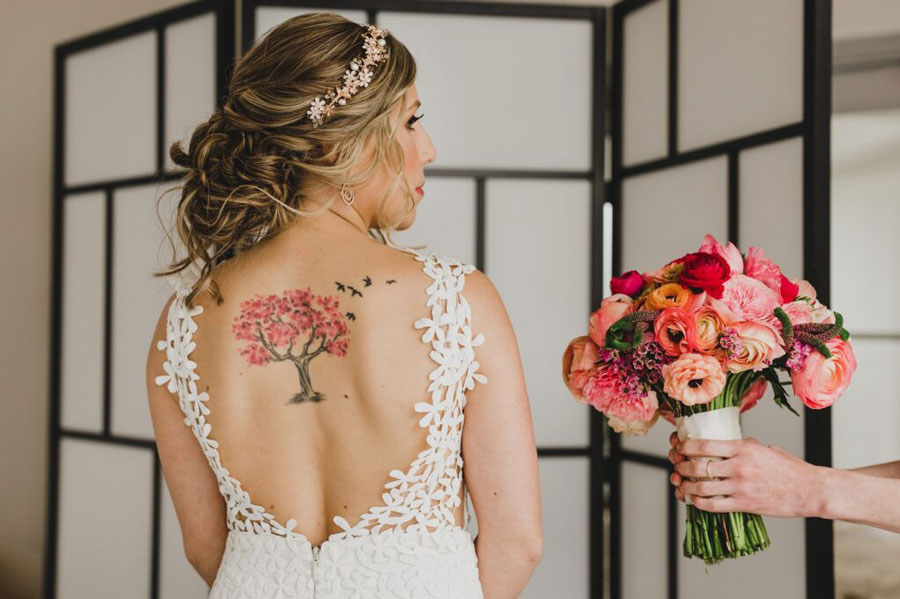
[209,526,484,599]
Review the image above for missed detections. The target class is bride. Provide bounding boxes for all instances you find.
[146,12,542,598]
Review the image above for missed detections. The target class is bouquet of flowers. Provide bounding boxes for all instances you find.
[562,234,856,564]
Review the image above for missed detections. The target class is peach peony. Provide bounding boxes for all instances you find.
[661,352,727,406]
[739,377,768,412]
[608,409,661,436]
[724,321,786,373]
[562,336,600,403]
[781,297,835,326]
[795,279,818,300]
[589,293,634,348]
[698,234,744,276]
[605,389,660,425]
[644,282,694,310]
[654,306,698,356]
[743,246,783,295]
[582,363,621,411]
[790,337,857,409]
[719,274,781,326]
[693,304,732,353]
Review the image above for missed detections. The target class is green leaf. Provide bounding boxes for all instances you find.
[763,368,800,417]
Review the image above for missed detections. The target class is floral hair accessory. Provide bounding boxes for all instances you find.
[305,24,390,127]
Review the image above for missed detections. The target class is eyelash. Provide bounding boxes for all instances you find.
[407,113,425,129]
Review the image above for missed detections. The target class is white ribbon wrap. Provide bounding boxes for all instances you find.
[675,407,742,505]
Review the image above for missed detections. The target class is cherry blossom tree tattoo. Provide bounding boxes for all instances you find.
[231,288,350,404]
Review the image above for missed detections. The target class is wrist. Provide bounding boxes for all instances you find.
[810,464,839,520]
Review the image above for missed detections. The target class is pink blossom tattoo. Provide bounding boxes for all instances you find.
[231,288,350,404]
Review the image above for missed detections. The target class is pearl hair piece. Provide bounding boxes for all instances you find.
[305,24,390,127]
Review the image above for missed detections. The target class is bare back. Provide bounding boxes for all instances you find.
[164,228,482,546]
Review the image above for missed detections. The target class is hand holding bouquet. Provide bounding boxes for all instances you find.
[562,234,857,563]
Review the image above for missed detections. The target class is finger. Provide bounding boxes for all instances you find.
[669,471,682,486]
[674,487,685,502]
[669,431,678,447]
[679,479,735,498]
[668,448,684,465]
[690,495,740,513]
[674,458,736,479]
[676,438,741,459]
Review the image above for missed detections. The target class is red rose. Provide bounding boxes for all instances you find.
[678,252,731,299]
[610,270,645,297]
[779,274,799,304]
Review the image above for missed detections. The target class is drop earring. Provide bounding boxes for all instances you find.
[341,183,355,206]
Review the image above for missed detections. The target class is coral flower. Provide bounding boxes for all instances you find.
[562,336,600,402]
[791,337,857,409]
[725,321,786,373]
[661,352,727,406]
[644,282,693,310]
[693,304,731,353]
[654,306,698,356]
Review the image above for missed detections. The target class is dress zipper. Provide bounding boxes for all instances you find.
[311,544,320,597]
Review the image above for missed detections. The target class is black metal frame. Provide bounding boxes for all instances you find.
[243,1,609,597]
[44,2,235,597]
[608,1,833,599]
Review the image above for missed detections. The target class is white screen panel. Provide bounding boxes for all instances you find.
[255,7,368,42]
[678,0,803,152]
[622,0,668,166]
[391,178,476,265]
[160,475,209,597]
[111,184,181,438]
[676,485,805,597]
[65,31,156,186]
[521,457,589,598]
[831,108,900,333]
[620,156,728,274]
[165,12,216,173]
[379,12,592,171]
[832,338,900,469]
[60,192,106,432]
[56,438,153,597]
[739,136,804,279]
[621,462,667,599]
[485,179,592,447]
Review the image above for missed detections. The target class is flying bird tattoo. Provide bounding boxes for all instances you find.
[335,282,346,292]
[385,279,397,285]
[362,275,372,287]
[346,312,356,321]
[347,285,363,297]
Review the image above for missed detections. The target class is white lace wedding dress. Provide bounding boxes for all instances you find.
[154,246,488,598]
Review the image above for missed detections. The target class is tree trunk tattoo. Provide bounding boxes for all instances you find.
[231,288,350,404]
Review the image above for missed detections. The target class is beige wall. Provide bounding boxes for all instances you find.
[0,0,893,597]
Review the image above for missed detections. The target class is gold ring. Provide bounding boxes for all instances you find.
[706,460,714,479]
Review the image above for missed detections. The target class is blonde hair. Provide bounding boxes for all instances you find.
[155,12,421,308]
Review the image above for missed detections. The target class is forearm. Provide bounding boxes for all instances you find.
[814,465,900,534]
[474,532,542,598]
[849,460,900,480]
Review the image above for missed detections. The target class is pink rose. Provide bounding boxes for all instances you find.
[610,270,645,298]
[781,298,835,327]
[698,233,744,275]
[744,246,796,302]
[719,274,781,326]
[725,321,786,373]
[790,337,857,409]
[661,352,727,406]
[796,279,817,300]
[589,294,634,348]
[739,377,768,412]
[654,306,698,356]
[562,336,600,402]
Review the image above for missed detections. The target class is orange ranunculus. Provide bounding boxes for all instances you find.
[644,283,693,310]
[654,306,698,356]
[661,352,727,406]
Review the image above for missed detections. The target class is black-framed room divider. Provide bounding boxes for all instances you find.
[45,1,832,598]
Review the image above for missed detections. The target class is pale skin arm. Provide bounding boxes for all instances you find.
[667,431,900,534]
[146,294,228,587]
[462,269,544,598]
